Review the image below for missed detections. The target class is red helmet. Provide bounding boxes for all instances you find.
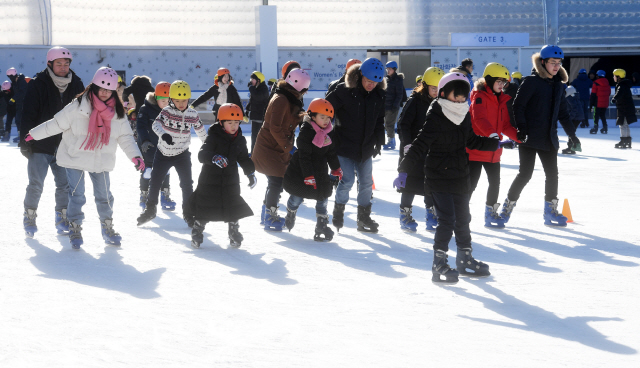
[346,59,361,71]
[155,82,171,98]
[281,60,301,79]
[217,68,230,77]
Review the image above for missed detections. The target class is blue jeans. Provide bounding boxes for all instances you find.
[24,153,69,211]
[287,195,328,215]
[66,168,114,225]
[335,156,373,207]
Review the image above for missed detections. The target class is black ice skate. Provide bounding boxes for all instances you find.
[228,221,243,247]
[284,207,297,232]
[137,205,157,226]
[432,250,459,284]
[456,247,491,277]
[314,214,334,242]
[191,220,205,248]
[332,203,345,231]
[356,204,379,233]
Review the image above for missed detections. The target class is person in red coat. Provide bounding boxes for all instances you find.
[590,70,611,134]
[467,63,519,228]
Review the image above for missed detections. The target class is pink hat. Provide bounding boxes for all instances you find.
[91,67,118,91]
[6,68,17,76]
[1,81,11,91]
[286,68,311,92]
[47,46,73,62]
[437,72,470,93]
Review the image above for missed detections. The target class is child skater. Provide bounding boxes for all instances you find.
[282,98,343,241]
[611,69,637,148]
[188,103,257,248]
[393,72,506,284]
[136,80,207,227]
[26,67,145,249]
[396,67,444,232]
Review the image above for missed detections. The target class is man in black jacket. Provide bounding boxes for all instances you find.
[122,75,154,115]
[325,58,386,233]
[246,71,270,154]
[500,45,579,227]
[6,68,28,143]
[19,47,85,237]
[382,61,405,150]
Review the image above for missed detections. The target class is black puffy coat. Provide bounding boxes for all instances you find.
[191,82,243,114]
[399,100,499,195]
[504,79,519,128]
[0,92,7,117]
[396,91,433,195]
[326,74,346,96]
[246,82,269,121]
[385,72,405,111]
[123,76,154,115]
[189,124,255,222]
[325,65,386,162]
[612,78,637,125]
[19,68,85,155]
[9,74,28,106]
[136,92,162,146]
[283,120,341,201]
[512,53,575,151]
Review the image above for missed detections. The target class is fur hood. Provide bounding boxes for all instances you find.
[450,67,469,76]
[473,78,488,92]
[345,64,387,91]
[532,53,568,83]
[386,72,405,80]
[144,91,158,106]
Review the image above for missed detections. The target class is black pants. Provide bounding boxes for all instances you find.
[469,161,501,206]
[594,107,607,129]
[431,192,472,252]
[264,175,284,209]
[400,192,433,208]
[507,145,558,202]
[147,150,193,213]
[4,111,15,132]
[139,146,170,192]
[250,120,263,154]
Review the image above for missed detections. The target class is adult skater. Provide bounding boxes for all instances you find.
[191,68,242,120]
[245,71,269,154]
[570,68,593,128]
[382,60,405,150]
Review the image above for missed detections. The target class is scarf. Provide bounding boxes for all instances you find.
[438,99,469,126]
[310,120,333,148]
[82,93,115,150]
[217,83,229,106]
[46,67,72,93]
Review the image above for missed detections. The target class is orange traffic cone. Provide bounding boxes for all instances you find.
[372,176,376,190]
[562,198,573,223]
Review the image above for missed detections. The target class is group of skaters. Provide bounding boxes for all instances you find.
[6,44,637,285]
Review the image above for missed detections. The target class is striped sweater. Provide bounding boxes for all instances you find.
[152,105,207,156]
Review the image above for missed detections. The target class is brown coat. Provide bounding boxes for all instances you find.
[251,82,304,177]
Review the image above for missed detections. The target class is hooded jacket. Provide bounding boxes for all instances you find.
[612,78,637,125]
[122,76,154,114]
[325,64,386,162]
[570,73,593,102]
[512,53,575,151]
[191,81,242,114]
[590,77,611,109]
[246,81,269,121]
[136,92,163,146]
[327,74,346,96]
[385,72,405,110]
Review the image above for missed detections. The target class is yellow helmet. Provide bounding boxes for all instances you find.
[421,67,445,87]
[268,78,276,84]
[613,69,626,78]
[169,80,191,99]
[416,75,423,83]
[118,75,123,84]
[511,71,522,79]
[483,62,510,79]
[251,71,265,84]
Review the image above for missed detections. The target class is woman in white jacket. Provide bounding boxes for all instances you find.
[26,67,145,249]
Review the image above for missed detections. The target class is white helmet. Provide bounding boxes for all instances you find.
[565,85,576,97]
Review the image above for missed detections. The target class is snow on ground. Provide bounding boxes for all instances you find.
[1,122,639,367]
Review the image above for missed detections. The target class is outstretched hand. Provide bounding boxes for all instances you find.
[393,172,408,189]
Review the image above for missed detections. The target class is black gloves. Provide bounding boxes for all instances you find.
[161,134,174,145]
[373,144,382,158]
[141,141,154,153]
[516,130,528,143]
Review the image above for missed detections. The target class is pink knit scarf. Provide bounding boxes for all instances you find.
[310,120,333,148]
[82,94,115,150]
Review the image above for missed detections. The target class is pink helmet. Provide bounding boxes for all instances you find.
[437,72,470,94]
[91,67,118,91]
[47,46,73,62]
[286,68,311,92]
[6,68,17,76]
[1,81,11,91]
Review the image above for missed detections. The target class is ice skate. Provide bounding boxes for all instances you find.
[314,214,334,242]
[484,204,506,228]
[627,137,633,148]
[191,220,205,248]
[357,204,379,233]
[589,124,598,134]
[332,203,345,231]
[139,190,148,209]
[456,247,491,277]
[160,188,176,211]
[499,198,517,223]
[228,221,243,247]
[264,206,285,232]
[284,207,297,232]
[23,209,38,238]
[69,222,83,250]
[600,128,608,134]
[399,206,418,232]
[137,205,157,226]
[101,218,122,246]
[544,199,567,227]
[615,138,625,149]
[426,206,438,231]
[432,250,459,284]
[382,137,396,150]
[184,215,195,229]
[55,209,70,235]
[260,202,266,225]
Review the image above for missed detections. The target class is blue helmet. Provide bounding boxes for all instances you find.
[385,61,398,69]
[579,68,587,74]
[597,70,606,77]
[361,58,385,82]
[540,45,564,60]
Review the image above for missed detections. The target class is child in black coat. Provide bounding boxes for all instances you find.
[283,98,343,241]
[188,103,257,248]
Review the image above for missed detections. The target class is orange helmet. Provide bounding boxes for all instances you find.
[217,68,230,77]
[25,77,32,83]
[307,98,334,119]
[281,60,301,79]
[346,59,361,70]
[217,103,244,121]
[155,81,171,98]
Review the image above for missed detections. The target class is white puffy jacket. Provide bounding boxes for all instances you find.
[30,97,141,173]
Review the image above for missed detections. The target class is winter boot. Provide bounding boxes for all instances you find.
[13,136,19,143]
[55,209,70,235]
[484,204,506,228]
[589,124,598,134]
[456,247,491,277]
[314,214,334,241]
[23,209,38,238]
[615,138,625,149]
[191,220,205,248]
[332,203,346,231]
[357,204,379,233]
[69,222,83,250]
[627,137,633,148]
[499,198,517,224]
[137,205,157,226]
[382,137,396,150]
[264,206,285,231]
[139,190,148,209]
[284,207,297,232]
[0,131,9,142]
[561,147,576,154]
[601,127,608,134]
[228,221,243,247]
[101,218,122,246]
[260,202,266,225]
[399,206,418,232]
[432,250,459,284]
[544,199,567,227]
[160,188,176,211]
[426,206,438,231]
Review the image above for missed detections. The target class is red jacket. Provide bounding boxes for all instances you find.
[591,77,611,108]
[467,79,518,163]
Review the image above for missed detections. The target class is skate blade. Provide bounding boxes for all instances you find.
[104,240,121,246]
[484,223,505,229]
[230,242,241,248]
[431,275,459,285]
[57,230,70,236]
[25,232,35,238]
[314,236,333,242]
[357,226,379,233]
[401,225,418,233]
[161,206,175,211]
[544,222,567,227]
[458,271,491,278]
[263,226,283,232]
[191,241,201,249]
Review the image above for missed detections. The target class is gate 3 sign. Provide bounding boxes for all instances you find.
[450,33,529,47]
